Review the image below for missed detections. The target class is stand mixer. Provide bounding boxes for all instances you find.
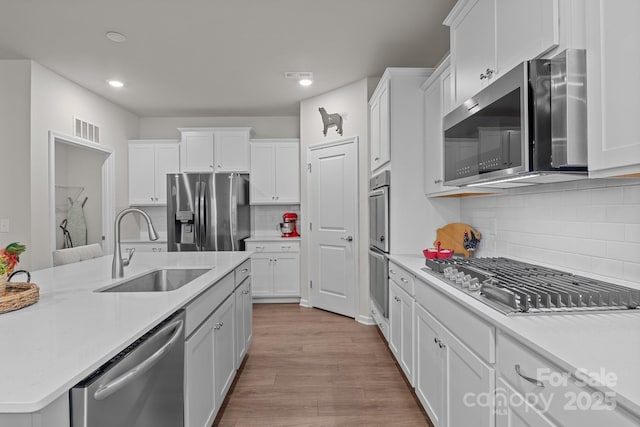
[279,212,300,238]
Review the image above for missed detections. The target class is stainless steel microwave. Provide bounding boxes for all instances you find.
[443,49,588,187]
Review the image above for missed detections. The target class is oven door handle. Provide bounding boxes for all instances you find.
[94,319,184,401]
[369,189,386,197]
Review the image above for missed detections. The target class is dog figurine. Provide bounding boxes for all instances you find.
[319,107,343,137]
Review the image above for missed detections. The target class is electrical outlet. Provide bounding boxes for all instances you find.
[0,219,9,233]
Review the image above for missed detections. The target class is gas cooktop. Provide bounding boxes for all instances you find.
[422,257,640,315]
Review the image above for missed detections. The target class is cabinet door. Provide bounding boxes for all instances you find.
[249,143,276,204]
[424,70,458,196]
[214,296,236,404]
[129,144,156,205]
[389,281,402,361]
[155,143,179,204]
[451,0,496,105]
[215,131,250,172]
[378,80,391,167]
[234,278,252,367]
[495,0,558,76]
[184,313,217,427]
[443,326,495,427]
[181,132,214,172]
[273,253,300,297]
[389,281,414,384]
[250,254,273,297]
[496,378,556,427]
[586,0,640,177]
[415,303,445,427]
[274,143,300,203]
[370,96,381,172]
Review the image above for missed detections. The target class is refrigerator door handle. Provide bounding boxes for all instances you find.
[199,180,206,251]
[229,174,237,251]
[194,181,201,250]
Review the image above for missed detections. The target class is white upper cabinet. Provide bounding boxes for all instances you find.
[370,79,391,172]
[179,128,251,173]
[586,0,640,178]
[446,0,559,107]
[214,130,250,172]
[128,139,179,205]
[249,139,300,204]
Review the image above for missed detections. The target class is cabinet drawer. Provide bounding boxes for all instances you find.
[497,332,640,426]
[415,277,495,363]
[184,272,234,337]
[246,241,300,253]
[235,259,251,286]
[389,261,415,295]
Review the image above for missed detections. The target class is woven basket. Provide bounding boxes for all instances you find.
[0,275,39,314]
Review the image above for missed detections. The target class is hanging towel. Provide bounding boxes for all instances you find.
[66,198,87,247]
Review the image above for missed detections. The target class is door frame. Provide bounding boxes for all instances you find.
[48,131,115,262]
[307,136,360,317]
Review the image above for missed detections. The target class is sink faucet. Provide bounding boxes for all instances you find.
[112,207,159,278]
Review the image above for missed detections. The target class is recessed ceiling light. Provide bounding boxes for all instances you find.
[299,79,313,87]
[107,80,124,88]
[105,31,127,43]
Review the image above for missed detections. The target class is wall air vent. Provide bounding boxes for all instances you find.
[73,116,100,143]
[284,71,313,80]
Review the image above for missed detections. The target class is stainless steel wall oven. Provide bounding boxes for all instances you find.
[369,171,390,318]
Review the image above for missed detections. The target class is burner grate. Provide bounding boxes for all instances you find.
[425,257,640,314]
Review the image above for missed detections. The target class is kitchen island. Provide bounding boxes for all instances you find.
[0,251,250,425]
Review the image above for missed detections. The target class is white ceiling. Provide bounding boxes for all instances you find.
[0,0,456,117]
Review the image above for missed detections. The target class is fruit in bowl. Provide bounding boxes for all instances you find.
[423,248,438,259]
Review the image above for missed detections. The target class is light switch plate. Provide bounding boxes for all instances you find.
[0,219,9,233]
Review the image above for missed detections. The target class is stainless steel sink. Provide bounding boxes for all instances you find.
[99,268,211,292]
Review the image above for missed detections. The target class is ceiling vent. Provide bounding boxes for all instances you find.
[73,117,100,143]
[284,71,313,80]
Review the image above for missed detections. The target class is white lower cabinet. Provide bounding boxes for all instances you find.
[389,279,414,385]
[414,275,495,427]
[246,241,300,300]
[214,297,236,403]
[234,277,253,368]
[497,332,640,427]
[496,378,556,427]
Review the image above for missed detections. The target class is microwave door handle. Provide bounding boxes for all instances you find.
[94,319,184,401]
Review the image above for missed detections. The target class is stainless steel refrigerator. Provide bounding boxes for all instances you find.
[167,173,250,251]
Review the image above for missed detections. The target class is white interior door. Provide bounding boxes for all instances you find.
[308,137,358,318]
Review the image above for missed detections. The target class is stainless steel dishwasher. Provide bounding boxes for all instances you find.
[71,310,185,427]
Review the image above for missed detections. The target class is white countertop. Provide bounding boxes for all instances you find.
[0,251,250,413]
[389,254,640,416]
[245,235,301,242]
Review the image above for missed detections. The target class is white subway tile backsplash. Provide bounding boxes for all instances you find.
[460,182,640,281]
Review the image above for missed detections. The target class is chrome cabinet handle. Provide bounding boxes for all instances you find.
[434,179,443,184]
[400,277,409,283]
[485,68,494,78]
[341,236,353,242]
[374,157,380,161]
[515,364,544,387]
[434,337,445,349]
[389,269,396,275]
[395,296,401,302]
[241,268,249,273]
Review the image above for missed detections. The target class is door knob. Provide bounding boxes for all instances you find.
[341,236,353,242]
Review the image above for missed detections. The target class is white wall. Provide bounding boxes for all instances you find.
[299,78,373,320]
[0,60,31,266]
[139,116,299,139]
[460,179,640,285]
[29,62,139,268]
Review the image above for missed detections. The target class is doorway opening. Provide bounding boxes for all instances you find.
[48,131,114,264]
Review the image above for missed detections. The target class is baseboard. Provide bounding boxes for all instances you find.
[356,314,375,325]
[252,297,301,304]
[299,298,311,308]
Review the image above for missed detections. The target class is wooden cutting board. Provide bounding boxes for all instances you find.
[434,223,481,258]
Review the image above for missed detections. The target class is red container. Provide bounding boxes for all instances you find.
[437,249,454,259]
[423,249,438,259]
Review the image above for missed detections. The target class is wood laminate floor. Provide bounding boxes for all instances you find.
[214,303,433,427]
